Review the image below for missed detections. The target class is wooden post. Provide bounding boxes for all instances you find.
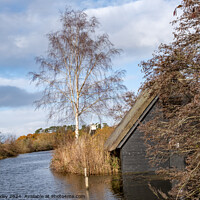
[84,168,89,190]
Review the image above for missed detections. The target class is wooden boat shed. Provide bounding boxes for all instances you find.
[104,89,184,173]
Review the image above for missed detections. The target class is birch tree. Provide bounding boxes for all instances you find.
[30,9,126,139]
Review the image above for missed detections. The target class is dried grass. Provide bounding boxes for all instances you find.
[51,127,120,175]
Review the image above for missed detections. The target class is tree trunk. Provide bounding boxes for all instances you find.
[75,112,79,139]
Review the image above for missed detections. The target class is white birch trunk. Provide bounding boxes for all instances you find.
[75,112,79,139]
[75,62,79,139]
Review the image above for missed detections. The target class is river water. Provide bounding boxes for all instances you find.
[0,151,171,200]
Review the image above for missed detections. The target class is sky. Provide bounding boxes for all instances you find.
[0,0,180,137]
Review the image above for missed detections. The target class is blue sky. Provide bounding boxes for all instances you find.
[0,0,179,136]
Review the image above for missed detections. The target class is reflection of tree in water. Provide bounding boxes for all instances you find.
[51,172,85,196]
[52,172,122,200]
[110,174,124,199]
[52,171,171,199]
[111,173,171,200]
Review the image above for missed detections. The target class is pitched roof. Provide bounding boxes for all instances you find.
[104,89,158,151]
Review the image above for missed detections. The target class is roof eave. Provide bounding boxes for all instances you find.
[104,89,157,151]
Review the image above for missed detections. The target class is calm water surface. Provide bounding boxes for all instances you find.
[0,151,170,200]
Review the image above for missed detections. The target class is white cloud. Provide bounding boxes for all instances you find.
[0,77,38,91]
[0,0,179,68]
[87,0,179,60]
[0,1,62,64]
[0,107,47,137]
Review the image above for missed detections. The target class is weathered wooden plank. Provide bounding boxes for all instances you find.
[104,89,157,151]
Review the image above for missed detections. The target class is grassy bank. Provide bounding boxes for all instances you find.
[51,127,120,175]
[0,136,19,159]
[0,129,73,160]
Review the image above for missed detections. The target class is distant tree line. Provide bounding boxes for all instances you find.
[0,122,111,160]
[34,123,107,134]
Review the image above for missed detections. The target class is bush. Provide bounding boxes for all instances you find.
[0,136,19,159]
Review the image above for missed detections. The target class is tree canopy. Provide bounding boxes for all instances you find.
[140,0,200,199]
[30,9,126,138]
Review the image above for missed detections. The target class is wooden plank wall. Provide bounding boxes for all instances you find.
[120,101,170,173]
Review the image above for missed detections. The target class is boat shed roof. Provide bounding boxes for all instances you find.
[104,89,158,152]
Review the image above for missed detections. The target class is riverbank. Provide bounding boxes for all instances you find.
[0,137,19,160]
[0,131,57,160]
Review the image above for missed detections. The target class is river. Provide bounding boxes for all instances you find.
[0,151,171,200]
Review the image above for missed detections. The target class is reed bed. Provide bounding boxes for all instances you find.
[51,127,120,175]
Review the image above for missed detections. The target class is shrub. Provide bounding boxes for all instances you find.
[0,136,19,159]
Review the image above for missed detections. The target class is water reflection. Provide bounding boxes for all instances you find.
[53,172,171,200]
[52,172,122,200]
[0,151,171,200]
[110,173,171,200]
